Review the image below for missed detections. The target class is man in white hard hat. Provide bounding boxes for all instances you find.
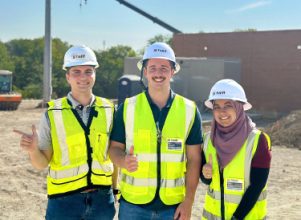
[14,45,117,220]
[109,42,203,220]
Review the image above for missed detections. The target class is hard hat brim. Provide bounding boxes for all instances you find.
[137,59,180,74]
[204,99,252,111]
[63,61,99,70]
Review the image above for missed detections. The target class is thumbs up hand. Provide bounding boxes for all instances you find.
[13,125,39,153]
[202,154,213,179]
[124,146,138,172]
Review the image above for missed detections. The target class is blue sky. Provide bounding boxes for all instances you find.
[0,0,300,51]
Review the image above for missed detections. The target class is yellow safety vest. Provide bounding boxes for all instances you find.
[121,92,196,205]
[46,97,114,197]
[202,129,271,220]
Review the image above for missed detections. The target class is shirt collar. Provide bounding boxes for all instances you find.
[67,92,95,109]
[145,88,175,109]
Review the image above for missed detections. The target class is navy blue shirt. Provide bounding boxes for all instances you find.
[110,89,203,209]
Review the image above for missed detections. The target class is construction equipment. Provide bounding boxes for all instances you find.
[82,0,182,34]
[116,0,182,34]
[0,70,22,110]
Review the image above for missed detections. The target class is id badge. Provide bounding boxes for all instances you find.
[167,138,183,151]
[226,179,244,191]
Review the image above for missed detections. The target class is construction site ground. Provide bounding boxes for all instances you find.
[0,100,300,220]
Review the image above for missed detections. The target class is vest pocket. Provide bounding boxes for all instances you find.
[93,132,109,161]
[162,162,185,203]
[135,130,151,150]
[120,171,152,196]
[65,133,87,164]
[47,172,88,196]
[166,162,184,178]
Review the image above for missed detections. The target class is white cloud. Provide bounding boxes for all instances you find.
[226,1,272,13]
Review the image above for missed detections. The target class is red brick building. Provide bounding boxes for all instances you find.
[172,30,301,113]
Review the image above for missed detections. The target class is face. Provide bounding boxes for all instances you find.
[144,58,174,91]
[212,99,237,127]
[66,65,96,95]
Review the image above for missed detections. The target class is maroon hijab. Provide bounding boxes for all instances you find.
[210,100,255,169]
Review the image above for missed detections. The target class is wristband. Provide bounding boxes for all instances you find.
[113,189,121,195]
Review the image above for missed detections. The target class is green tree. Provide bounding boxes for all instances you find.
[147,34,172,45]
[0,41,14,71]
[136,34,173,55]
[5,38,70,98]
[51,38,70,98]
[4,38,136,99]
[6,38,44,98]
[94,45,136,98]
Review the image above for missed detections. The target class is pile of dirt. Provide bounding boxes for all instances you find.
[264,110,301,150]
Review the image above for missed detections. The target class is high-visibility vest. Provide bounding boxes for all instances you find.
[121,92,196,205]
[46,97,114,197]
[202,129,271,220]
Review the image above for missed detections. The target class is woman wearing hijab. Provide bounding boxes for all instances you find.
[200,79,272,220]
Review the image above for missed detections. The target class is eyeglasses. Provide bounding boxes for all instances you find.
[147,67,171,74]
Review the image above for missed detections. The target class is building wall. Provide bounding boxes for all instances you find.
[172,30,301,113]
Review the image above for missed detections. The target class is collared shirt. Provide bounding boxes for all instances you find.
[38,92,95,150]
[67,93,95,125]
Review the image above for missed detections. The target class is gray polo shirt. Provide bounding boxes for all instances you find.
[38,92,95,150]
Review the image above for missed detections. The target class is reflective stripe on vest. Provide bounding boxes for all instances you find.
[121,174,185,187]
[121,93,196,205]
[202,129,269,220]
[203,208,267,220]
[100,97,114,160]
[206,186,267,203]
[52,106,69,165]
[47,97,114,196]
[48,161,114,179]
[203,209,222,220]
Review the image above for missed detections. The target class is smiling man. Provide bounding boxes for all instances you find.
[14,45,117,220]
[109,42,203,220]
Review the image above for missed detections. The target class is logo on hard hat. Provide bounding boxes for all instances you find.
[72,54,86,59]
[213,91,226,96]
[154,48,167,53]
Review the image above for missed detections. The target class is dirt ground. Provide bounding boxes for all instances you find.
[0,100,300,220]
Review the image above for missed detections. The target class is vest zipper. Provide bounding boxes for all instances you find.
[85,107,97,186]
[155,121,162,196]
[220,169,225,220]
[71,107,95,187]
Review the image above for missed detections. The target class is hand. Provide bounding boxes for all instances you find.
[202,154,213,179]
[13,125,39,153]
[124,146,138,172]
[173,199,193,220]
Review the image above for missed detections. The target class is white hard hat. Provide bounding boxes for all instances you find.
[205,79,252,111]
[137,42,180,73]
[62,45,99,70]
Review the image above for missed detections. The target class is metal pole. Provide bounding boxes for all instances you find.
[43,0,52,104]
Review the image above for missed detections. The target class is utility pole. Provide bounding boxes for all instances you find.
[43,0,52,105]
